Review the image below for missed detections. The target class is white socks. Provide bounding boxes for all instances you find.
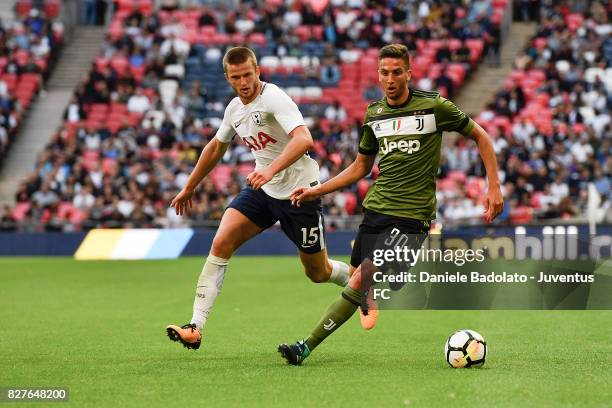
[189,256,348,330]
[190,255,229,331]
[328,260,350,287]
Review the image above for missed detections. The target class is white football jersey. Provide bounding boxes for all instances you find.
[214,82,320,199]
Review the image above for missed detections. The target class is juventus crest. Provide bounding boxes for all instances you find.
[415,116,424,131]
[251,111,263,126]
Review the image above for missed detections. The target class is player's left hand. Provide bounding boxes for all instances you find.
[484,185,504,223]
[246,167,274,190]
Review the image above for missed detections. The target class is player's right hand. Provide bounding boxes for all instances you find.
[290,187,320,207]
[170,188,194,216]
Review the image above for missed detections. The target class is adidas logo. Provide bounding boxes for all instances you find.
[323,319,336,331]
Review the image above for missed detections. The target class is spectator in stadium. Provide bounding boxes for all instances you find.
[0,204,16,231]
[338,41,361,64]
[198,5,216,27]
[435,39,452,63]
[363,80,383,101]
[434,66,455,98]
[324,100,347,122]
[319,59,341,86]
[127,88,151,113]
[32,182,59,208]
[81,0,96,25]
[63,97,86,123]
[14,0,607,232]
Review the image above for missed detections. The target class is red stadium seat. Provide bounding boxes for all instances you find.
[200,26,216,36]
[509,206,533,224]
[101,158,118,175]
[448,170,467,183]
[210,164,232,191]
[44,0,61,18]
[438,178,458,192]
[248,33,266,48]
[530,192,543,209]
[212,33,230,46]
[15,0,32,17]
[312,26,324,41]
[356,179,369,200]
[237,163,255,177]
[110,103,128,113]
[58,202,75,220]
[343,192,357,215]
[294,26,312,43]
[566,13,583,31]
[12,202,31,221]
[230,33,246,45]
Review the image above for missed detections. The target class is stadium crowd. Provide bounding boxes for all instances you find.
[6,0,608,232]
[0,5,62,165]
[439,0,611,225]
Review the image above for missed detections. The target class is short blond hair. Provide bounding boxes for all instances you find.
[222,46,258,73]
[378,44,411,69]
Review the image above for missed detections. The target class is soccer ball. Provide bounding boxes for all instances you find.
[444,329,487,368]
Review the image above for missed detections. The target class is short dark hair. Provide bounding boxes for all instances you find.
[223,46,258,73]
[378,44,410,69]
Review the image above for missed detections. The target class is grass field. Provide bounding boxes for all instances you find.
[2,257,612,407]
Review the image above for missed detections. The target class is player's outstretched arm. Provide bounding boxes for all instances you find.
[464,123,504,222]
[247,125,313,189]
[171,138,230,215]
[291,153,376,206]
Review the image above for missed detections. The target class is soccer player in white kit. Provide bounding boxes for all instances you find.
[166,47,350,350]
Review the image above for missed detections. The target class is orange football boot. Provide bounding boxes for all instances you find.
[359,291,379,330]
[166,323,202,350]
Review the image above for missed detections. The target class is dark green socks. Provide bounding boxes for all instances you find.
[305,286,361,351]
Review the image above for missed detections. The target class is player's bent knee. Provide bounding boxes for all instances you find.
[211,235,236,258]
[304,266,329,283]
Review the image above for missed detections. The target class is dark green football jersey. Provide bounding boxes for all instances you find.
[359,88,475,221]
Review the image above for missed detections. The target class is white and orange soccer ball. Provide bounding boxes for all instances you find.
[444,329,487,368]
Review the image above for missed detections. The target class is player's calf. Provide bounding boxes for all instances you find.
[300,251,349,286]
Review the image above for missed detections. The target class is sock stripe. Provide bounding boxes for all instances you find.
[341,292,361,306]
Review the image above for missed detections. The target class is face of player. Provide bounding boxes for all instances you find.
[225,61,261,104]
[378,58,412,104]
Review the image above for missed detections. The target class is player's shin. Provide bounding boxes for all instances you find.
[304,286,361,351]
[190,254,229,331]
[328,259,350,286]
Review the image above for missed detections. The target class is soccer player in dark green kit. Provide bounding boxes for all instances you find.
[278,44,504,365]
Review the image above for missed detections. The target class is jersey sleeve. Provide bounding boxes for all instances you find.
[435,96,475,135]
[261,85,306,135]
[213,102,237,143]
[359,112,379,155]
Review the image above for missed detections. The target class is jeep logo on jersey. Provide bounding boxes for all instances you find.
[380,138,421,155]
[251,111,263,126]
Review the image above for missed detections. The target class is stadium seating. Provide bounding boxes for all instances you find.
[438,6,611,224]
[0,3,63,165]
[5,0,523,230]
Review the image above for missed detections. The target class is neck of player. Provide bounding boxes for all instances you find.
[387,87,410,108]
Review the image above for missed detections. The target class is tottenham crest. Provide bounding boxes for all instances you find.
[251,111,263,126]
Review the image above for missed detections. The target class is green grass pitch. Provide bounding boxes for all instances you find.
[1,257,611,407]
